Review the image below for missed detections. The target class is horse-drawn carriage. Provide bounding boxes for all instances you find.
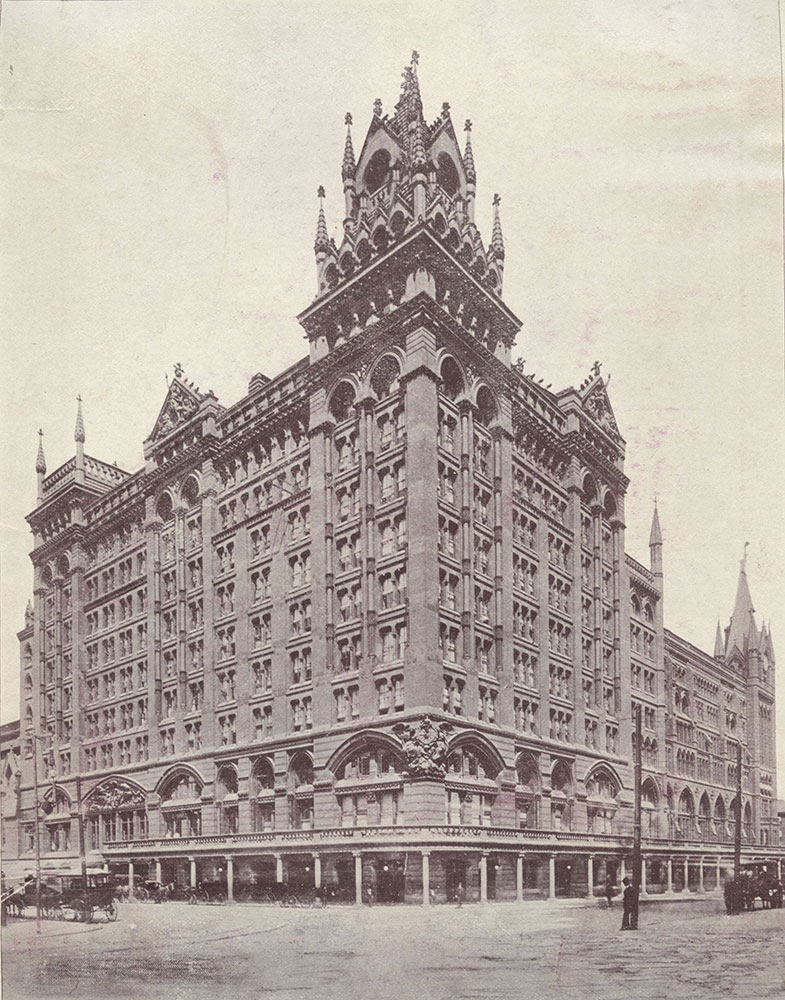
[724,862,783,914]
[4,872,119,923]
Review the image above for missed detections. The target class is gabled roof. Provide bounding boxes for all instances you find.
[580,374,619,436]
[148,376,209,443]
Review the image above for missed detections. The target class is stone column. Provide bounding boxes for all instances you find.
[189,857,197,888]
[422,851,430,905]
[275,854,284,884]
[716,855,722,890]
[683,856,689,893]
[479,853,488,903]
[154,859,162,883]
[698,855,705,893]
[620,857,626,881]
[587,856,594,897]
[640,856,647,894]
[128,861,135,899]
[313,855,322,889]
[354,853,363,905]
[666,857,673,893]
[548,855,556,899]
[226,856,234,902]
[516,854,524,902]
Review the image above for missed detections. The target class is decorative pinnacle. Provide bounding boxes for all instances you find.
[74,394,85,444]
[373,98,383,117]
[411,50,419,66]
[342,112,356,181]
[36,429,46,474]
[441,101,450,119]
[490,194,505,260]
[314,186,329,254]
[463,120,476,184]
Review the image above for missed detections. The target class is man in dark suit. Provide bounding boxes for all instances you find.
[620,876,638,930]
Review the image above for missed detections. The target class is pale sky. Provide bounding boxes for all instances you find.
[1,1,783,790]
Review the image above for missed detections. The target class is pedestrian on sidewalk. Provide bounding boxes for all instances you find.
[455,882,465,908]
[605,877,614,909]
[620,877,638,930]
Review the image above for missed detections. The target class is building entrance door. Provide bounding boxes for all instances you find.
[446,857,468,903]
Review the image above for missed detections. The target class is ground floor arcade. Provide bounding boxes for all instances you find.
[106,845,785,905]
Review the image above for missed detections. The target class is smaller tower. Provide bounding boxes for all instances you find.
[341,113,356,221]
[74,394,85,478]
[489,193,505,292]
[714,619,725,658]
[463,119,476,223]
[35,429,46,504]
[648,500,663,581]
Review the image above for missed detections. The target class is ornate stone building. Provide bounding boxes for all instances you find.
[3,55,782,901]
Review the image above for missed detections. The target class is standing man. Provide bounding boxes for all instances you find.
[605,876,614,909]
[620,876,638,930]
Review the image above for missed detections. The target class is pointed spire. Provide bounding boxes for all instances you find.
[490,193,505,260]
[411,116,428,172]
[649,501,662,547]
[314,186,329,255]
[74,394,85,444]
[391,51,425,140]
[36,429,46,474]
[341,112,356,181]
[463,120,476,184]
[714,619,725,658]
[726,543,757,655]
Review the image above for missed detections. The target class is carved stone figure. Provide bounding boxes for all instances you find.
[393,715,452,778]
[88,778,145,812]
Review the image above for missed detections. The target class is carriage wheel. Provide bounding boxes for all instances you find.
[106,899,118,922]
[136,887,149,903]
[72,898,90,923]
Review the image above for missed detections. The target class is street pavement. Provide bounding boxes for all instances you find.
[2,895,783,1000]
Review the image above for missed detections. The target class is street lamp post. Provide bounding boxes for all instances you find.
[30,733,42,935]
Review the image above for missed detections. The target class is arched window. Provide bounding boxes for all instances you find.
[364,149,391,194]
[475,386,497,427]
[181,474,200,508]
[437,153,459,195]
[677,788,695,840]
[445,743,500,827]
[743,801,754,843]
[287,752,314,831]
[714,795,726,839]
[159,771,202,839]
[515,753,541,829]
[550,760,573,832]
[251,757,275,832]
[370,356,401,399]
[330,381,356,421]
[85,778,148,850]
[215,766,239,835]
[641,778,659,837]
[336,740,404,828]
[631,594,640,616]
[440,357,464,401]
[585,768,619,835]
[698,793,711,841]
[156,492,173,522]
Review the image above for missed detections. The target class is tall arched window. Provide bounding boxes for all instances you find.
[550,760,573,832]
[641,778,659,837]
[370,356,401,399]
[714,795,727,841]
[336,741,404,828]
[215,766,239,835]
[251,757,275,832]
[287,752,314,831]
[585,768,619,835]
[698,793,711,841]
[159,771,202,839]
[515,754,541,829]
[677,788,695,840]
[440,357,464,401]
[330,382,356,422]
[445,743,500,827]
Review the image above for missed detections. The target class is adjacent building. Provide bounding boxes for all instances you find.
[2,55,781,901]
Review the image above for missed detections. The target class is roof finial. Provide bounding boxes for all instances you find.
[373,97,383,118]
[36,429,46,474]
[463,120,476,185]
[411,50,420,67]
[173,362,184,379]
[490,193,505,260]
[314,185,329,255]
[441,101,450,119]
[741,541,749,571]
[342,112,356,181]
[74,394,85,444]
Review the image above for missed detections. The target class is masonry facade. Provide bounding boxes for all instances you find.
[4,55,782,901]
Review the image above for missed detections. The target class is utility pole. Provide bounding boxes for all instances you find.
[733,739,742,879]
[74,773,89,898]
[31,734,42,935]
[631,701,642,930]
